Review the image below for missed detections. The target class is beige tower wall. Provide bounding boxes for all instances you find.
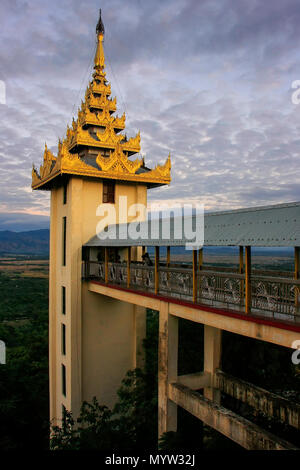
[49,176,147,425]
[81,288,146,407]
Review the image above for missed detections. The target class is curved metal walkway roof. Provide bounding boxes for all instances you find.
[85,201,300,248]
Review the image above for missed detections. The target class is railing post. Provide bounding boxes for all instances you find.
[127,246,131,288]
[193,249,197,303]
[198,248,203,270]
[155,246,159,295]
[239,246,244,307]
[167,246,170,267]
[167,246,170,283]
[141,246,146,286]
[295,247,299,309]
[245,246,251,314]
[198,248,203,299]
[239,246,244,273]
[105,247,108,284]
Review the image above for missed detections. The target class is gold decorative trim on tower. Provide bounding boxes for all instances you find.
[32,11,171,190]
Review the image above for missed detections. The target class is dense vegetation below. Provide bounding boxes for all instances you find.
[0,271,49,449]
[0,261,299,450]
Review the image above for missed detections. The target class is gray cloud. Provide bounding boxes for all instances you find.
[0,0,300,225]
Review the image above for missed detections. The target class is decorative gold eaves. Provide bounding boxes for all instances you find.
[39,144,56,179]
[113,113,126,129]
[32,165,41,187]
[85,81,111,100]
[88,93,116,112]
[32,139,95,188]
[61,151,94,173]
[96,143,143,174]
[138,154,171,181]
[96,124,124,144]
[120,131,141,154]
[32,137,171,189]
[78,100,125,130]
[91,81,111,96]
[66,118,140,154]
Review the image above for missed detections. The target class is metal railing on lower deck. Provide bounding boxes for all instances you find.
[251,275,300,316]
[197,270,244,307]
[84,261,300,322]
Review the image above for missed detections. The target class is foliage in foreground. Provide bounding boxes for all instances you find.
[50,369,157,451]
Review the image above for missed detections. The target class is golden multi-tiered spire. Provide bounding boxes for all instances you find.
[32,10,171,189]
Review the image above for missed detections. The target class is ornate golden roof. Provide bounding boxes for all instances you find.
[32,12,171,190]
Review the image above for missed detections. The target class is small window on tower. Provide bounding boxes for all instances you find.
[62,217,67,266]
[62,286,66,314]
[63,183,67,204]
[103,181,115,203]
[61,323,66,355]
[62,364,66,397]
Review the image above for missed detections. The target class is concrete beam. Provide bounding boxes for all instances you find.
[168,302,299,349]
[176,372,211,390]
[88,281,161,310]
[169,382,299,450]
[215,369,300,430]
[88,282,300,348]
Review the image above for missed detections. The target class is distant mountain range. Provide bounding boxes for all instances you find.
[0,229,50,255]
[0,212,49,232]
[0,229,294,257]
[148,246,293,256]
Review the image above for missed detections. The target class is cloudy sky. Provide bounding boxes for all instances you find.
[1,0,300,230]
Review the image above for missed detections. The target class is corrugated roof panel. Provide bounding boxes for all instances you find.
[84,202,300,248]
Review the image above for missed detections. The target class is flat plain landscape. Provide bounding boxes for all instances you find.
[0,256,49,278]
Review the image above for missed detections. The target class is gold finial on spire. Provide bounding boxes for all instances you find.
[96,8,105,36]
[94,9,105,72]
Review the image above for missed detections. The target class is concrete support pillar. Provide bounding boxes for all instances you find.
[158,301,178,438]
[133,305,146,370]
[203,325,222,403]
